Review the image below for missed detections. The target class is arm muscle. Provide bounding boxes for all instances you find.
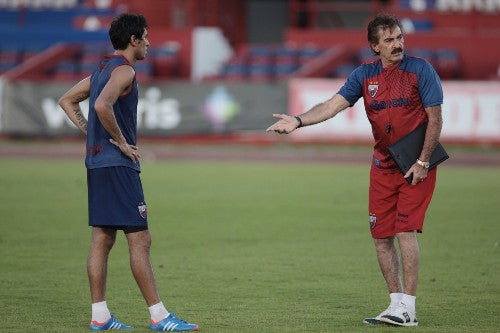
[58,77,91,135]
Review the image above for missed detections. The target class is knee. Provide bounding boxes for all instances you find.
[128,231,152,251]
[374,237,396,252]
[93,233,116,250]
[102,239,116,253]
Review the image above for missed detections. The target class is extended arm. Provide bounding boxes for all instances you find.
[58,76,91,135]
[266,94,351,134]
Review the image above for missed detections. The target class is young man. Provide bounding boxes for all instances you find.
[59,14,198,332]
[267,13,443,327]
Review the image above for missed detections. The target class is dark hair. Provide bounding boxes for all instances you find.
[109,13,148,50]
[367,13,402,47]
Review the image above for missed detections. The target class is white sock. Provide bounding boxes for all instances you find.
[149,302,170,323]
[389,292,404,308]
[400,294,416,312]
[91,301,111,323]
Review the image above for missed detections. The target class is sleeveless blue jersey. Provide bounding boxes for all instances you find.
[85,55,140,171]
[338,54,443,169]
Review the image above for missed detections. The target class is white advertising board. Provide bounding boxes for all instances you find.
[288,79,500,144]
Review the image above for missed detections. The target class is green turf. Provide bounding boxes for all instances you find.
[0,158,498,332]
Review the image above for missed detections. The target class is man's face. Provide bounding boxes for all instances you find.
[371,25,404,68]
[135,29,150,60]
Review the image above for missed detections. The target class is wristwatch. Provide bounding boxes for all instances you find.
[416,159,430,169]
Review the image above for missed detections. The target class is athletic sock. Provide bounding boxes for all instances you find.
[400,294,416,313]
[149,301,170,323]
[91,301,111,323]
[389,292,404,309]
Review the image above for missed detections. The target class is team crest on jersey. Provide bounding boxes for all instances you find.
[138,202,147,219]
[368,84,379,98]
[369,213,377,229]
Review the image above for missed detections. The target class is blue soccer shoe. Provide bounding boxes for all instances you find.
[90,314,133,330]
[150,312,198,332]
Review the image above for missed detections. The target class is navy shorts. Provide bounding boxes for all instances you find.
[87,166,148,229]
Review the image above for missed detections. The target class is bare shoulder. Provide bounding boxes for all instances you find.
[111,64,136,81]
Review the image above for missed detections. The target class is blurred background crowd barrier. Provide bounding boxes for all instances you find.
[1,0,499,145]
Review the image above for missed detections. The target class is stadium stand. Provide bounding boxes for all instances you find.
[284,0,500,80]
[1,0,500,81]
[210,0,500,81]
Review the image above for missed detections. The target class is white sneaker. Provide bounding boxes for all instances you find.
[380,303,418,326]
[363,307,392,324]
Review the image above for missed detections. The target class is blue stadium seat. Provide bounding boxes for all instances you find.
[80,59,97,76]
[247,45,274,66]
[274,63,299,80]
[0,60,19,74]
[222,62,247,81]
[298,45,324,64]
[357,48,378,63]
[435,48,461,79]
[134,61,154,82]
[0,44,22,63]
[52,60,80,80]
[274,45,298,64]
[20,43,50,61]
[247,63,273,81]
[409,48,434,62]
[398,0,436,10]
[330,63,357,78]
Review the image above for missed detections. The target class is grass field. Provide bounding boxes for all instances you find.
[0,156,499,332]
